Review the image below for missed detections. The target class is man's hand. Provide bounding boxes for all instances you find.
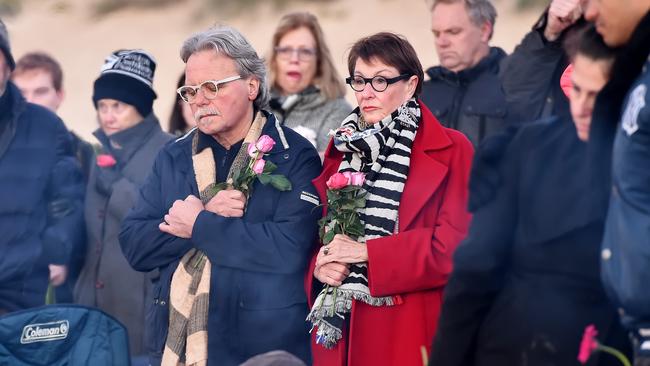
[159,195,204,238]
[49,264,68,287]
[544,0,583,41]
[204,189,246,218]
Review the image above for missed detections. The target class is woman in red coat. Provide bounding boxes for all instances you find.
[306,32,474,366]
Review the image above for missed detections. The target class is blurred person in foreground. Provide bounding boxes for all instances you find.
[268,12,351,152]
[0,18,83,314]
[306,32,473,366]
[11,51,93,303]
[429,26,631,366]
[499,0,585,125]
[74,49,173,364]
[585,0,650,364]
[119,25,321,365]
[168,73,196,136]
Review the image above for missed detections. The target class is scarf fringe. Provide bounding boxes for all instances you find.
[306,286,395,321]
[311,318,343,349]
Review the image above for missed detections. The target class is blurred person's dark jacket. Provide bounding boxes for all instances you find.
[499,12,575,126]
[589,11,650,363]
[0,81,84,313]
[430,116,631,366]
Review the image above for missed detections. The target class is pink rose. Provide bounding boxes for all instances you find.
[252,158,266,174]
[247,143,258,158]
[577,324,599,364]
[350,172,365,186]
[342,171,353,182]
[96,154,117,168]
[326,173,350,190]
[256,135,276,153]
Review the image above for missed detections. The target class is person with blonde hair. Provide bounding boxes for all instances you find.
[268,12,351,152]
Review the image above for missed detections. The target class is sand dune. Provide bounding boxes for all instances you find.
[5,0,542,141]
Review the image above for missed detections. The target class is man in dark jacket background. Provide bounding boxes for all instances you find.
[421,0,507,146]
[119,26,321,366]
[0,18,84,313]
[421,0,585,147]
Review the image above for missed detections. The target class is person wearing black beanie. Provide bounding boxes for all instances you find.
[75,49,173,363]
[92,49,158,120]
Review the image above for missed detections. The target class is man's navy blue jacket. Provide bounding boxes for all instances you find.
[119,111,322,366]
[0,82,84,312]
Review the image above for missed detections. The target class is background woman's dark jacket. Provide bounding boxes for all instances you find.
[75,114,173,356]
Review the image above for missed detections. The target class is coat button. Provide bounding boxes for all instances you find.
[159,300,166,306]
[602,248,612,260]
[95,280,104,289]
[283,153,289,160]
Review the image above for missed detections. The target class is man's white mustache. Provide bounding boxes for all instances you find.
[194,108,221,121]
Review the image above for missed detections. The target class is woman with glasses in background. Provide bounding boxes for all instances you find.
[268,12,351,153]
[305,32,474,366]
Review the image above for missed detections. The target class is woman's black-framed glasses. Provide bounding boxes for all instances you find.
[176,75,242,104]
[346,74,412,92]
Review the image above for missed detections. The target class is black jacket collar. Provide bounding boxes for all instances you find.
[426,47,507,84]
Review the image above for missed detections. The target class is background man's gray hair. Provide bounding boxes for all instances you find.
[431,0,498,40]
[180,25,269,109]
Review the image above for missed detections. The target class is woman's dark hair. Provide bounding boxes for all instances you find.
[565,24,618,73]
[347,32,424,98]
[168,73,189,135]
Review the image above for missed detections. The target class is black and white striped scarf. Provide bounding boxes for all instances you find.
[307,99,421,348]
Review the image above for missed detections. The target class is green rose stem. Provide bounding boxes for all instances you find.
[598,344,631,366]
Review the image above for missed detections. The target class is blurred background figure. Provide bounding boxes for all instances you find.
[268,12,350,152]
[430,26,631,366]
[11,51,93,304]
[167,73,196,136]
[74,49,173,365]
[0,18,84,315]
[421,0,508,147]
[585,0,650,364]
[499,0,585,126]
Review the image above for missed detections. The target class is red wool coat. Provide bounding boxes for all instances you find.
[306,103,474,366]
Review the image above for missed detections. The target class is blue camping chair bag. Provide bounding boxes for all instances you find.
[0,304,130,365]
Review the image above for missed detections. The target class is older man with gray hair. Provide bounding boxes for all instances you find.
[420,0,508,147]
[119,25,321,366]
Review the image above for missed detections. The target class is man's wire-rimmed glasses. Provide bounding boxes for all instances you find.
[177,75,242,103]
